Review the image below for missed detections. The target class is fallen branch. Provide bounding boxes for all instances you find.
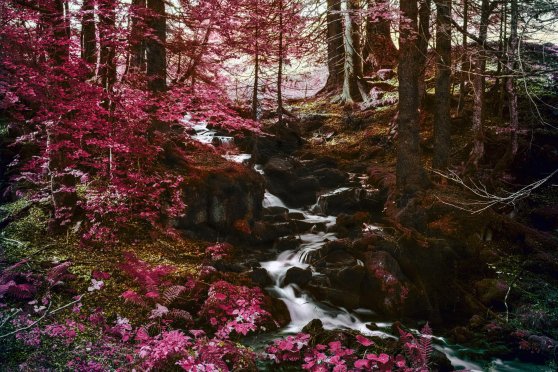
[431,168,558,214]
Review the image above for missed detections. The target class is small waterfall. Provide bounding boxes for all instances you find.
[184,115,251,164]
[258,165,389,336]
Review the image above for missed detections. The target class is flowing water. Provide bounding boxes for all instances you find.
[186,119,552,372]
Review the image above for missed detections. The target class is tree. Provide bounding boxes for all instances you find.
[416,0,431,106]
[467,0,498,171]
[340,0,364,103]
[99,0,117,92]
[397,0,426,195]
[146,0,167,92]
[324,0,345,90]
[80,0,97,76]
[363,0,398,74]
[432,0,452,169]
[128,0,147,74]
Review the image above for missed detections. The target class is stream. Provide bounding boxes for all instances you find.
[185,120,552,372]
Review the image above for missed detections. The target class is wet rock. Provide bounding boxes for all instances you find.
[283,267,313,287]
[264,206,289,215]
[252,221,292,242]
[252,123,303,163]
[290,219,326,234]
[335,265,366,289]
[308,285,361,309]
[175,165,264,238]
[316,187,383,215]
[273,236,302,251]
[362,251,410,316]
[312,168,347,188]
[288,211,305,219]
[250,267,273,287]
[475,278,509,308]
[263,157,294,177]
[430,349,454,372]
[302,319,324,334]
[265,296,291,327]
[289,176,320,205]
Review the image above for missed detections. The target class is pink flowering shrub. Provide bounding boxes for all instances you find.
[199,280,273,338]
[206,242,234,261]
[266,327,434,372]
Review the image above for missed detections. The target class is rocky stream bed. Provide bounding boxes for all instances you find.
[176,119,558,371]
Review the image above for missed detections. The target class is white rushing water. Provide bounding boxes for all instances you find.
[259,176,390,338]
[182,115,251,163]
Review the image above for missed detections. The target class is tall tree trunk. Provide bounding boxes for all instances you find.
[363,0,398,74]
[146,0,167,92]
[252,6,260,121]
[341,0,363,103]
[397,0,426,195]
[129,0,146,73]
[467,0,490,170]
[417,0,431,106]
[324,0,345,90]
[81,0,97,75]
[46,0,70,64]
[99,0,117,92]
[433,0,452,169]
[496,1,507,118]
[456,0,468,114]
[277,0,284,124]
[506,0,519,158]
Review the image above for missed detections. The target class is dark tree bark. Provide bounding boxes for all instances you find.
[341,0,364,103]
[417,0,431,106]
[277,0,284,124]
[433,0,452,169]
[44,0,70,64]
[467,0,492,170]
[146,0,167,92]
[252,2,260,121]
[129,0,146,73]
[506,0,519,158]
[99,0,116,91]
[80,0,96,73]
[363,0,398,74]
[456,0,468,114]
[324,0,345,90]
[397,0,426,195]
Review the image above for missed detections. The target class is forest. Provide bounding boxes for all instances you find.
[0,0,557,370]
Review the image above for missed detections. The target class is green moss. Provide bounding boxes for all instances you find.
[0,198,31,220]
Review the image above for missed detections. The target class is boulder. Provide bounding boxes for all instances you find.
[174,164,264,238]
[362,251,410,316]
[274,236,302,251]
[263,157,294,177]
[312,168,347,188]
[475,278,509,308]
[316,187,383,215]
[250,267,273,287]
[283,267,313,287]
[252,221,292,242]
[252,124,304,163]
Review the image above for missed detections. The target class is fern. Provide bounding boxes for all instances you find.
[46,261,72,286]
[419,323,432,368]
[167,309,193,323]
[161,285,187,306]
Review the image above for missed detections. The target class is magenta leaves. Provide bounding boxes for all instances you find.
[199,280,273,339]
[266,327,435,372]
